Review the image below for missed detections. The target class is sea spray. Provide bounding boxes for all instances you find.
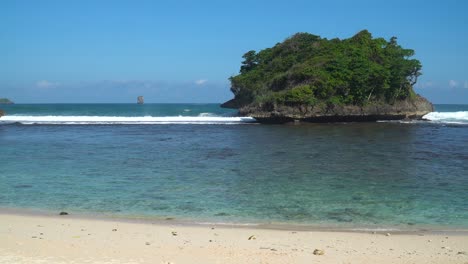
[423,111,468,124]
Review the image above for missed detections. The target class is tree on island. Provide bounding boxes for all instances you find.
[225,30,423,108]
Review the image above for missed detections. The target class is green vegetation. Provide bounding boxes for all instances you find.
[228,30,421,107]
[0,98,14,104]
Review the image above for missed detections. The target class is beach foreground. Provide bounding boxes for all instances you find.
[0,213,467,264]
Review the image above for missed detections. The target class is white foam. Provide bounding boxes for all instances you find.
[197,112,218,117]
[0,115,257,125]
[423,111,468,124]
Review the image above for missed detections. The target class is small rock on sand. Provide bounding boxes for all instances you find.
[385,233,391,236]
[313,249,325,255]
[248,235,256,240]
[112,229,117,232]
[59,212,69,216]
[145,242,151,246]
[172,231,178,236]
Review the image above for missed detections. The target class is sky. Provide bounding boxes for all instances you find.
[1,0,467,103]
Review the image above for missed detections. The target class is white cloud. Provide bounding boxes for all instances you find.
[36,80,60,88]
[415,81,433,89]
[194,79,207,85]
[448,80,458,88]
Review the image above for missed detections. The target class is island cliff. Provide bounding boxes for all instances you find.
[222,30,433,123]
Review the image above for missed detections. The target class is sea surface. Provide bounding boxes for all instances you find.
[0,104,467,230]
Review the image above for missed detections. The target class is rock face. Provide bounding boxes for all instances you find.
[0,109,4,117]
[227,95,433,123]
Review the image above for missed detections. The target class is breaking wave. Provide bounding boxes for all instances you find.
[0,115,257,125]
[423,111,468,124]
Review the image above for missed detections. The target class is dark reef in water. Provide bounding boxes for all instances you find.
[222,30,433,123]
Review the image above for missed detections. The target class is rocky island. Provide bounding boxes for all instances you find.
[0,98,12,117]
[0,98,14,105]
[222,30,433,123]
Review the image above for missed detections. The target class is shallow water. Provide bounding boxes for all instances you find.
[0,104,467,229]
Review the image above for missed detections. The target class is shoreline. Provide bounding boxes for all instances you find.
[1,212,467,263]
[2,207,468,235]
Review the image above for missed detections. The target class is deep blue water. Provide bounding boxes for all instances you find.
[0,104,467,229]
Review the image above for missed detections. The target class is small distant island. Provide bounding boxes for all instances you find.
[0,98,14,104]
[0,98,13,117]
[222,30,433,123]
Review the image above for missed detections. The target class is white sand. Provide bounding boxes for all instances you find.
[0,212,467,264]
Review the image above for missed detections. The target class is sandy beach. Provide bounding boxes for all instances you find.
[0,212,467,264]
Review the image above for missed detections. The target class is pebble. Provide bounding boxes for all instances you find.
[59,212,69,216]
[248,235,256,240]
[172,231,178,236]
[313,249,325,255]
[112,229,117,232]
[457,251,467,255]
[145,242,150,246]
[385,233,391,236]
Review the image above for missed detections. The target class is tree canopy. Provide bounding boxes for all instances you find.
[228,30,422,107]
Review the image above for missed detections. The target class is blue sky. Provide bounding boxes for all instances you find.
[1,0,467,103]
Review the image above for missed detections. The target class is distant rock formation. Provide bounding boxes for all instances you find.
[234,96,433,123]
[137,96,144,104]
[0,109,4,117]
[0,98,14,104]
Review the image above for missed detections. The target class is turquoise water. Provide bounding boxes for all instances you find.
[0,104,467,229]
[0,103,237,117]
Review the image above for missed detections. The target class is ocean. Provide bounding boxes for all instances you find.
[0,104,467,230]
